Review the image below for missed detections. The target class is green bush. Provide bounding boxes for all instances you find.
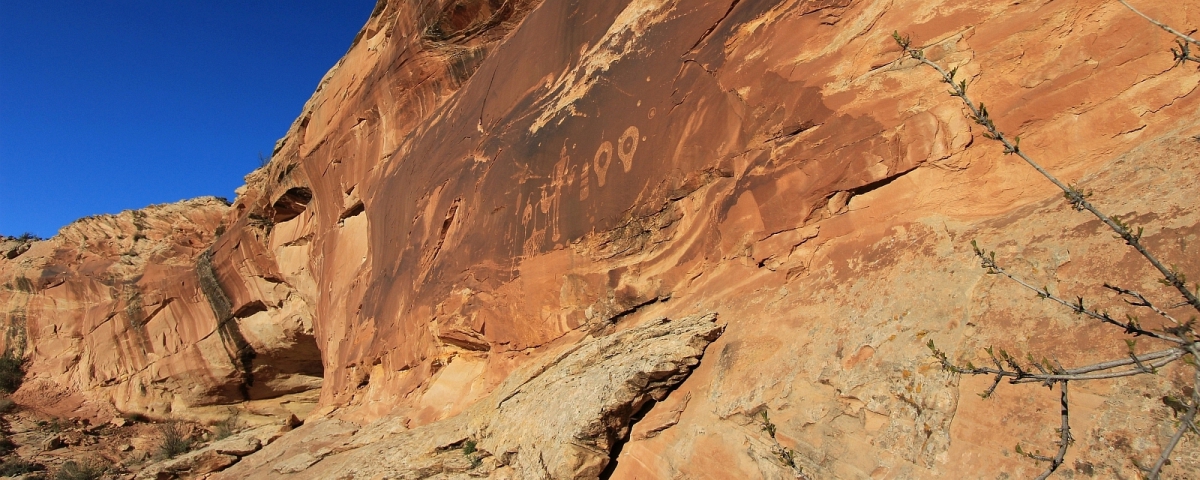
[212,414,238,440]
[0,457,43,476]
[54,458,108,480]
[156,422,192,459]
[0,353,25,393]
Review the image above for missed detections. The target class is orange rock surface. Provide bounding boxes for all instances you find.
[3,0,1200,478]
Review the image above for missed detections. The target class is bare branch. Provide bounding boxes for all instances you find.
[1033,382,1072,480]
[895,21,1200,476]
[970,244,1187,344]
[930,339,1185,384]
[1103,283,1183,326]
[979,351,1179,383]
[893,38,1200,314]
[1148,368,1200,479]
[1117,0,1200,47]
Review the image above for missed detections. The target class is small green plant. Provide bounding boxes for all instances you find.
[46,418,64,434]
[756,410,810,479]
[156,422,193,459]
[54,458,109,480]
[0,353,25,393]
[462,439,482,468]
[213,414,239,440]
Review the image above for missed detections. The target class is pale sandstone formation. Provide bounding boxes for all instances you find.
[213,313,722,479]
[3,0,1200,478]
[0,197,323,422]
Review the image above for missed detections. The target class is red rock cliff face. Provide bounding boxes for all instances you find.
[0,199,244,418]
[5,0,1200,478]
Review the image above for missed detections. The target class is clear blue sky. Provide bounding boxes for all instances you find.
[0,1,376,238]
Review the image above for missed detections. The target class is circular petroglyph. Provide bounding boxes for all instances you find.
[618,126,639,172]
[648,107,656,119]
[594,141,613,187]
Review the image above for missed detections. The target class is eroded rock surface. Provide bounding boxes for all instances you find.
[3,0,1200,478]
[213,312,722,478]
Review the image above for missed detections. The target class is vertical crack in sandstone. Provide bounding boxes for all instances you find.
[418,198,463,282]
[196,250,258,400]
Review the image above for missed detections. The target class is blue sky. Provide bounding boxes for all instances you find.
[0,1,376,238]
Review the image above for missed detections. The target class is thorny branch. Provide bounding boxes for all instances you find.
[894,3,1200,475]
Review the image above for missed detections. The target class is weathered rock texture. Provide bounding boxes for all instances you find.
[3,0,1200,478]
[213,313,722,479]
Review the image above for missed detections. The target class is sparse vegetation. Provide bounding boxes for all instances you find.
[0,397,15,414]
[756,410,809,479]
[0,435,15,456]
[119,411,148,424]
[0,457,43,476]
[212,414,239,440]
[461,439,482,469]
[53,457,109,480]
[156,422,193,459]
[39,418,64,434]
[0,353,26,393]
[895,2,1200,478]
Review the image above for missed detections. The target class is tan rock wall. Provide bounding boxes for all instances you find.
[0,198,241,419]
[3,0,1199,477]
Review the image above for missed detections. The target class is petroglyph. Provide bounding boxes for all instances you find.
[518,125,641,250]
[618,126,639,172]
[594,141,613,187]
[579,161,592,201]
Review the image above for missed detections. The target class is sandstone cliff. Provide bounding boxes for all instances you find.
[2,0,1199,478]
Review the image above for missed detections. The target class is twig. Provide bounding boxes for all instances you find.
[1148,368,1200,479]
[895,23,1200,477]
[758,411,812,480]
[1103,283,1183,326]
[931,343,1184,384]
[1033,382,1072,480]
[971,244,1186,344]
[1117,0,1200,47]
